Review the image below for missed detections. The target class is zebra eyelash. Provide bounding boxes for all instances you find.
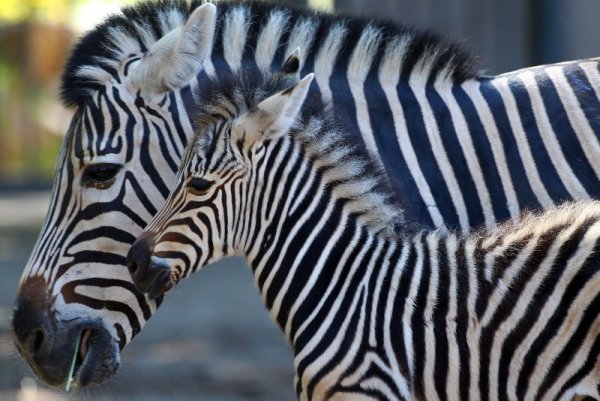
[81,163,122,189]
[187,177,214,195]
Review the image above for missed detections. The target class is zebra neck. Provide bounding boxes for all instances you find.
[193,3,475,110]
[244,155,401,345]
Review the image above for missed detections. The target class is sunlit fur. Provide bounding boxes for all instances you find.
[140,72,600,400]
[14,0,600,387]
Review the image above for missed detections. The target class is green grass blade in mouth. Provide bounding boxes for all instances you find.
[65,334,81,392]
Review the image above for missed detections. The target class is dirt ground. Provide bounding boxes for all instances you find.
[0,191,295,401]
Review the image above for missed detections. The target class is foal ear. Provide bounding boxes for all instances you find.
[244,73,314,141]
[126,3,216,97]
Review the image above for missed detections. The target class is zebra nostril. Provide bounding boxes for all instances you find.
[127,233,158,295]
[126,232,155,280]
[127,260,138,275]
[12,276,55,359]
[31,328,45,354]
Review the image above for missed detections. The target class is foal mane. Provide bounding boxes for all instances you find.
[193,70,406,238]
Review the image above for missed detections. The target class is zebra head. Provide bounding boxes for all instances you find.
[127,72,315,300]
[11,3,217,388]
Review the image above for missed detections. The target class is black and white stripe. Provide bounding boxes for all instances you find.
[14,0,600,385]
[61,1,600,231]
[135,71,600,401]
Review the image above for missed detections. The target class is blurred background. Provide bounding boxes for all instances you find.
[1,0,600,400]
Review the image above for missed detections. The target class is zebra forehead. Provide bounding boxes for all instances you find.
[195,70,297,112]
[60,0,479,107]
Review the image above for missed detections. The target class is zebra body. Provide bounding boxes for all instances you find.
[12,0,600,387]
[128,70,600,401]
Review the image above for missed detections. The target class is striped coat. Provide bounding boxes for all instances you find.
[128,71,600,401]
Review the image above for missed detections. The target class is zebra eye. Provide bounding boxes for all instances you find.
[81,163,122,189]
[188,177,214,195]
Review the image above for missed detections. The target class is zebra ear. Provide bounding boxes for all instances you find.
[245,73,314,141]
[126,3,216,97]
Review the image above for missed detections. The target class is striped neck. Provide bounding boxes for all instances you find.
[241,134,402,345]
[192,2,478,110]
[247,189,394,346]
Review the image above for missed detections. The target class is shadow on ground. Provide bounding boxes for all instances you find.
[0,191,295,401]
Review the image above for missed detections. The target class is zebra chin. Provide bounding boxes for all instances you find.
[12,276,121,388]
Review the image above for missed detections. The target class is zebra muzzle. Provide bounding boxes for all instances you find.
[127,233,174,299]
[12,277,119,388]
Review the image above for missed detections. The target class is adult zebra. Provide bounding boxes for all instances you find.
[127,70,600,401]
[11,0,600,389]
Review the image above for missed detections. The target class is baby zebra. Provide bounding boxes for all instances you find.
[126,70,600,401]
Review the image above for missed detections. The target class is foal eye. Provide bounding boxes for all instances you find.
[188,177,214,195]
[81,163,122,189]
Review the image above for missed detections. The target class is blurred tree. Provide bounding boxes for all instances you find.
[0,0,69,24]
[0,0,73,184]
[0,22,71,182]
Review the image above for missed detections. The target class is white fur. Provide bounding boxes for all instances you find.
[460,79,520,219]
[284,17,319,72]
[492,75,554,208]
[106,26,141,60]
[131,20,158,51]
[520,68,587,198]
[347,25,382,164]
[313,22,347,103]
[409,49,471,231]
[434,75,497,228]
[222,6,250,71]
[546,65,600,183]
[378,37,446,228]
[255,10,290,71]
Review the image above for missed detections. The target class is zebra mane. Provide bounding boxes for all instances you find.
[474,200,600,247]
[60,0,479,107]
[194,70,405,238]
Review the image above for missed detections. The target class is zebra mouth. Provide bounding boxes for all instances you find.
[65,325,120,389]
[66,328,93,391]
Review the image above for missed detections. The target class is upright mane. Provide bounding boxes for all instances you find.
[61,0,480,107]
[194,70,406,237]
